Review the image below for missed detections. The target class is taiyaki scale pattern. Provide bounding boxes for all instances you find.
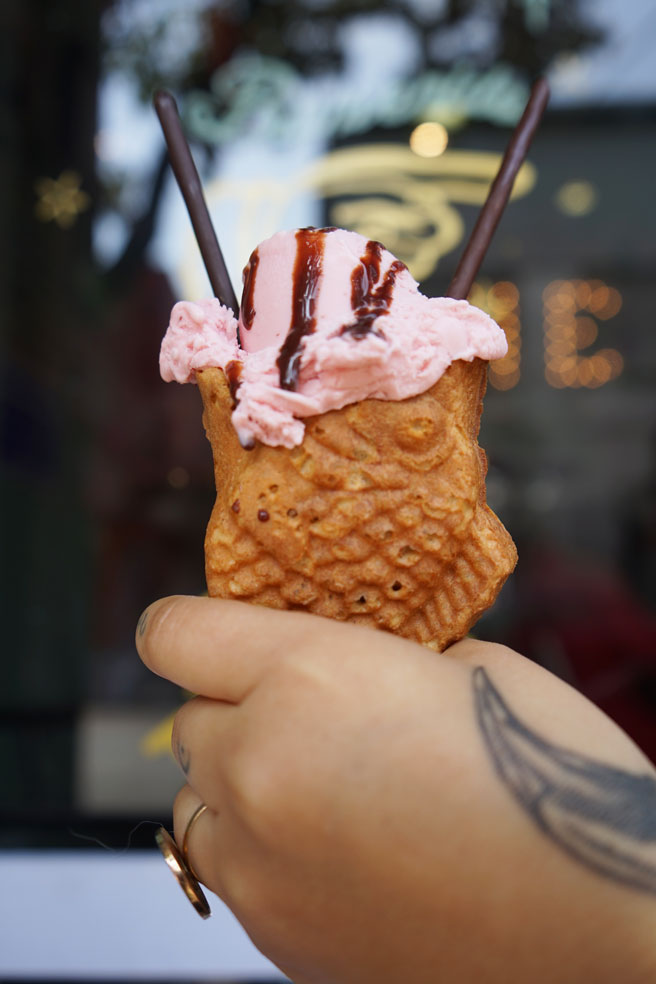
[198,357,516,652]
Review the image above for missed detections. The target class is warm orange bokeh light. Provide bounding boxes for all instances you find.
[469,280,522,391]
[543,279,623,389]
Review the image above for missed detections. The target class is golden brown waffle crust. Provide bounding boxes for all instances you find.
[197,359,517,652]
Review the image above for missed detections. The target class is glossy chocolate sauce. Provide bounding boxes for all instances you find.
[341,240,407,339]
[275,229,405,391]
[225,360,242,408]
[277,228,328,390]
[241,249,259,332]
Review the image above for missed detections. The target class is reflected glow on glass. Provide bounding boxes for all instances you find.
[543,279,623,388]
[470,280,521,390]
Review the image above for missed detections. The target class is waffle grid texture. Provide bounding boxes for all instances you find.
[198,358,517,652]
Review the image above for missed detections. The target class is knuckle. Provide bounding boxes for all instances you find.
[230,741,290,834]
[269,648,327,700]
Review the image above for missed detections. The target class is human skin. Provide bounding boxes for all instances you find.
[137,596,656,984]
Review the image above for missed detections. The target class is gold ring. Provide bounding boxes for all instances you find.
[182,802,208,879]
[155,803,211,919]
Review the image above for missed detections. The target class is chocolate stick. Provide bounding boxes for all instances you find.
[447,78,550,301]
[154,89,239,314]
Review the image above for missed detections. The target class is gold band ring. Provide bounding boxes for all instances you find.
[155,802,211,919]
[182,802,208,880]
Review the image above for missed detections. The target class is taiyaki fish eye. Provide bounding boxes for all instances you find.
[393,414,438,452]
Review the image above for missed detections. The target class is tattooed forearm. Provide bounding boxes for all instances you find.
[473,665,656,897]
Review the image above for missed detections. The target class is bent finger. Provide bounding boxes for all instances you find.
[137,594,411,701]
[171,695,238,803]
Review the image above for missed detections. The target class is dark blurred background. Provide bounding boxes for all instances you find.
[1,0,655,977]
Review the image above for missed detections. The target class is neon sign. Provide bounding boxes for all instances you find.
[185,53,530,149]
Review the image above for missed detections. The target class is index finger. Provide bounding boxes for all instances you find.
[136,595,334,702]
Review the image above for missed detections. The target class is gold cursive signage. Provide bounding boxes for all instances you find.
[178,142,536,295]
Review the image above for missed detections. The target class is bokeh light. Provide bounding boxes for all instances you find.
[554,180,598,216]
[471,280,521,390]
[542,279,623,389]
[409,121,449,158]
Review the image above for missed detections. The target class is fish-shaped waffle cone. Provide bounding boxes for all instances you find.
[197,358,517,652]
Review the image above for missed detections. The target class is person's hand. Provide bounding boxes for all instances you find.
[137,596,656,984]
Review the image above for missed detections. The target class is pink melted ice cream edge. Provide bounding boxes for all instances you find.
[160,227,508,448]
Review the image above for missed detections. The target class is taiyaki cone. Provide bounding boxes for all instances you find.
[197,358,517,652]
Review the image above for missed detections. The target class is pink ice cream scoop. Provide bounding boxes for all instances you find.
[160,227,508,448]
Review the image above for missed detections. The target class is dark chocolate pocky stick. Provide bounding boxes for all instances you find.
[154,89,239,316]
[447,78,550,301]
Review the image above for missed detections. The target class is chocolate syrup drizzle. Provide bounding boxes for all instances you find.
[341,240,406,339]
[277,228,328,391]
[225,360,242,408]
[274,228,405,391]
[241,249,259,332]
